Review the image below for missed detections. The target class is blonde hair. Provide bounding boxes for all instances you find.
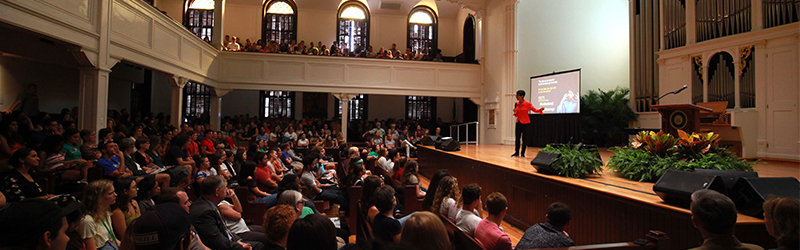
[83,179,114,222]
[430,176,460,214]
[401,211,451,250]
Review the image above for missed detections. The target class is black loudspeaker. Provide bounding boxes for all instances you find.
[530,152,560,175]
[653,169,727,206]
[440,138,460,151]
[420,135,439,146]
[693,169,758,192]
[730,177,800,218]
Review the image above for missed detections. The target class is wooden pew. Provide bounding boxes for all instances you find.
[372,164,401,189]
[348,186,362,234]
[439,213,486,250]
[403,185,424,214]
[518,230,669,250]
[233,187,267,226]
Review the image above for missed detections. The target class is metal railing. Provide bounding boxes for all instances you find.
[449,121,479,145]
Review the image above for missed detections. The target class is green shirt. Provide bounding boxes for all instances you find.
[299,206,314,218]
[62,143,82,161]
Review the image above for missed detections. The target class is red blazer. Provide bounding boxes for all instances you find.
[514,100,536,124]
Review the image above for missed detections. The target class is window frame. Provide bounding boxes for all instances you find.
[184,8,214,41]
[337,94,368,121]
[260,91,295,119]
[262,0,298,45]
[337,1,370,55]
[182,81,211,123]
[406,96,437,121]
[407,6,438,56]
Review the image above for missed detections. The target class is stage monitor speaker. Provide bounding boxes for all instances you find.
[653,169,727,206]
[530,152,560,175]
[420,135,439,146]
[730,177,800,218]
[693,169,758,192]
[440,138,460,151]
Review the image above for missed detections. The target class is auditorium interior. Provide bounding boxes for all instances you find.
[0,0,798,249]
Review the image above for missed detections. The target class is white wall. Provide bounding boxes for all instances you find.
[516,0,630,94]
[0,56,79,114]
[221,89,260,116]
[481,0,508,144]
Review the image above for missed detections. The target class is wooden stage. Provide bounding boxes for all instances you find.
[418,144,797,249]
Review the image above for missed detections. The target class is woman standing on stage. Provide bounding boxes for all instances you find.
[512,90,543,158]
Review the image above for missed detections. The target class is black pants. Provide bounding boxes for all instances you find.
[514,122,532,156]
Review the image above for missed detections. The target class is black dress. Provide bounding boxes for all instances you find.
[1,169,47,202]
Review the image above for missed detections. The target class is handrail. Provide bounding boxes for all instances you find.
[449,121,479,145]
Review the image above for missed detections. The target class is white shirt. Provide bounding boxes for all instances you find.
[441,197,459,221]
[455,207,482,237]
[378,156,394,173]
[218,200,249,234]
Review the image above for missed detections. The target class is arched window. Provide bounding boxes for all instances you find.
[262,0,297,45]
[184,0,215,41]
[183,81,211,123]
[337,1,369,55]
[408,6,437,56]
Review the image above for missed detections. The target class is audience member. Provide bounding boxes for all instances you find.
[515,202,574,249]
[422,169,450,211]
[190,175,261,250]
[372,185,401,244]
[0,198,75,250]
[78,179,121,250]
[688,189,763,250]
[401,160,426,198]
[194,155,214,184]
[276,189,314,218]
[131,203,193,250]
[254,152,279,192]
[110,178,141,238]
[217,187,270,246]
[401,211,451,250]
[262,205,297,250]
[2,148,52,202]
[360,175,383,223]
[456,183,483,236]
[474,192,512,250]
[299,153,347,212]
[286,214,338,250]
[96,140,135,180]
[763,197,799,250]
[134,175,159,214]
[431,175,460,221]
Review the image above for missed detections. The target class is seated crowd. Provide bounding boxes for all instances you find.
[1,109,796,250]
[221,35,449,62]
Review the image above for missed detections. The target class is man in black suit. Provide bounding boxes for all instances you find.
[190,175,263,250]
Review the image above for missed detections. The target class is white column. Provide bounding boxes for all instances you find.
[212,0,226,49]
[333,93,357,143]
[168,75,189,127]
[686,0,697,45]
[502,0,519,145]
[752,0,763,31]
[78,68,111,134]
[211,88,231,130]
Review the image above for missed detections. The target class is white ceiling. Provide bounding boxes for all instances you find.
[224,0,468,19]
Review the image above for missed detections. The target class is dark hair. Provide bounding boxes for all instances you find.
[402,160,419,185]
[373,185,396,213]
[98,128,113,140]
[118,138,135,152]
[112,178,136,213]
[134,136,150,150]
[461,183,482,206]
[154,187,186,205]
[485,192,507,215]
[546,202,572,228]
[80,129,93,140]
[690,189,737,235]
[63,128,80,140]
[199,175,226,196]
[516,90,526,97]
[136,175,158,200]
[9,148,35,169]
[303,152,320,169]
[287,214,338,250]
[0,199,65,249]
[423,169,450,210]
[361,175,383,215]
[281,143,290,150]
[172,135,190,148]
[40,135,65,155]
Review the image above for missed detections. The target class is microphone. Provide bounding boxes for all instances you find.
[674,85,688,94]
[655,85,689,104]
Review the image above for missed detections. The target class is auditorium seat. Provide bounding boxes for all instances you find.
[402,185,424,214]
[439,213,486,250]
[348,186,362,232]
[515,230,669,250]
[372,165,400,189]
[234,187,267,225]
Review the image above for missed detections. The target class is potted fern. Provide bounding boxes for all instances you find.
[539,144,604,178]
[580,87,638,147]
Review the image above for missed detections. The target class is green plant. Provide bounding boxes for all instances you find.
[676,130,720,157]
[540,144,604,178]
[580,87,638,147]
[631,131,679,157]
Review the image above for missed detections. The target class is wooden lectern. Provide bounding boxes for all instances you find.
[651,104,713,135]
